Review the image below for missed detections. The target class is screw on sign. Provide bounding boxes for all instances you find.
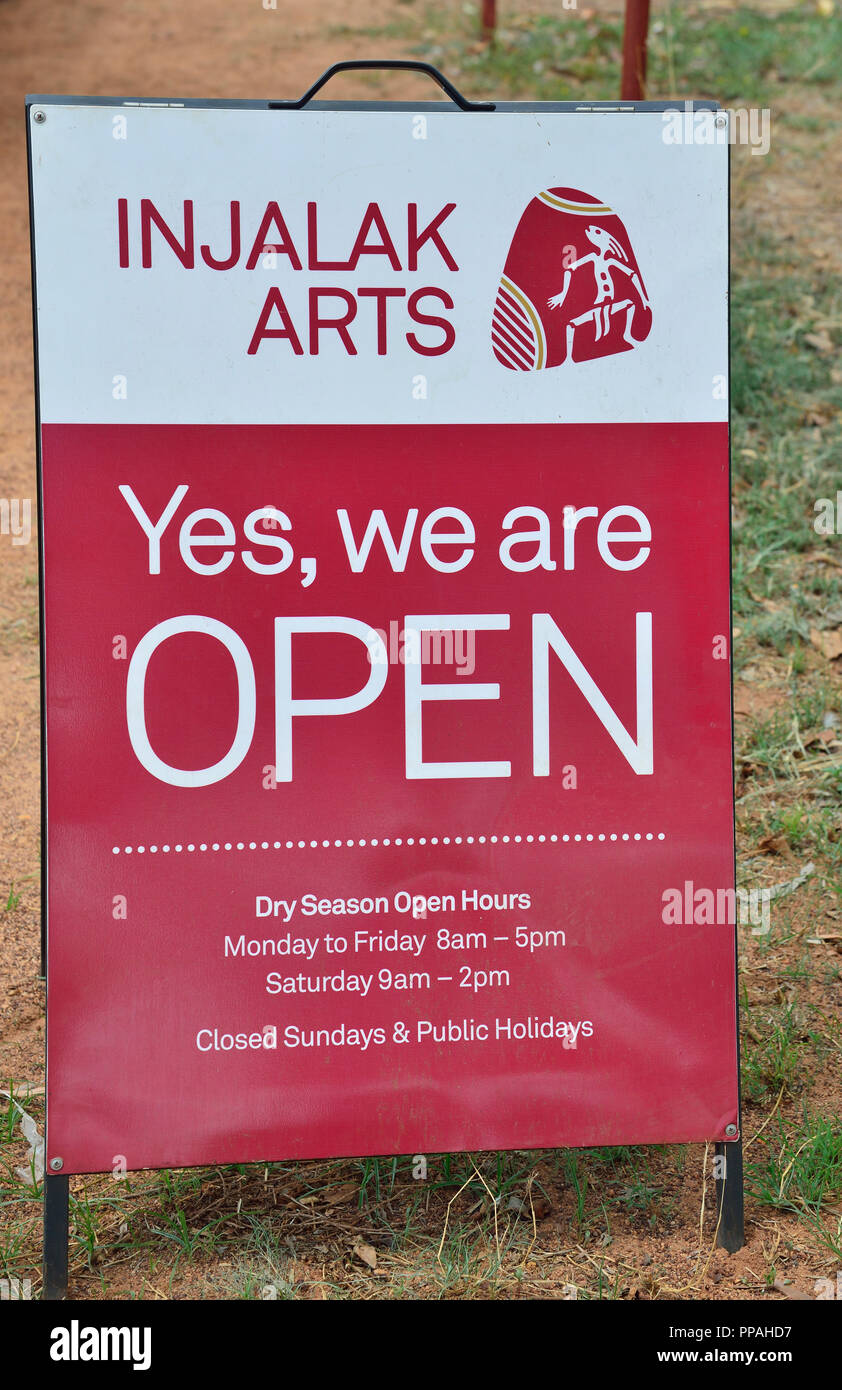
[491,189,652,370]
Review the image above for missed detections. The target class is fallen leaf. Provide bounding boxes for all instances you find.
[802,728,839,748]
[733,685,786,718]
[0,1090,44,1186]
[766,861,815,900]
[804,329,833,353]
[757,834,790,857]
[353,1241,377,1270]
[323,1182,359,1206]
[810,628,842,661]
[772,1279,813,1301]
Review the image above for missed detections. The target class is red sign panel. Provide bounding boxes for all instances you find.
[42,421,737,1173]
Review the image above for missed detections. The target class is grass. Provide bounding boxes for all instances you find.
[402,2,842,106]
[748,1109,842,1259]
[741,998,807,1104]
[220,1219,302,1299]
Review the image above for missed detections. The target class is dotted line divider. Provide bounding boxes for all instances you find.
[112,832,666,855]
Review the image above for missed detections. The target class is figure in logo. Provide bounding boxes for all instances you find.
[546,223,651,360]
[491,188,652,370]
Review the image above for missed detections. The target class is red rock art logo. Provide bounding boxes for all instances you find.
[492,188,652,370]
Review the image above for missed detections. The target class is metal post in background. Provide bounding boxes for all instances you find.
[481,0,496,42]
[621,0,651,99]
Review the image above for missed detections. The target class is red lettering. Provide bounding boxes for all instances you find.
[141,199,194,269]
[201,201,241,271]
[347,203,402,271]
[309,288,357,355]
[245,203,302,270]
[406,287,455,356]
[247,288,304,355]
[357,287,406,355]
[408,204,458,272]
[118,198,129,268]
[307,202,349,271]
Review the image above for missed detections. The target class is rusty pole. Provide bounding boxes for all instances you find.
[621,0,651,100]
[481,0,497,43]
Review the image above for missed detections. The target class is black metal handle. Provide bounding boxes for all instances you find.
[269,60,494,112]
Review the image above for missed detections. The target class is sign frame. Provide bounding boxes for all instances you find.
[26,67,743,1298]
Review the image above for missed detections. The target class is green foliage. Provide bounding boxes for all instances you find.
[748,1110,842,1214]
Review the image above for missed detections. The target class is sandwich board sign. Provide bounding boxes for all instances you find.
[28,71,739,1245]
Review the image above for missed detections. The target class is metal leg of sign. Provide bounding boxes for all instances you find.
[43,1174,69,1299]
[715,1137,745,1253]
